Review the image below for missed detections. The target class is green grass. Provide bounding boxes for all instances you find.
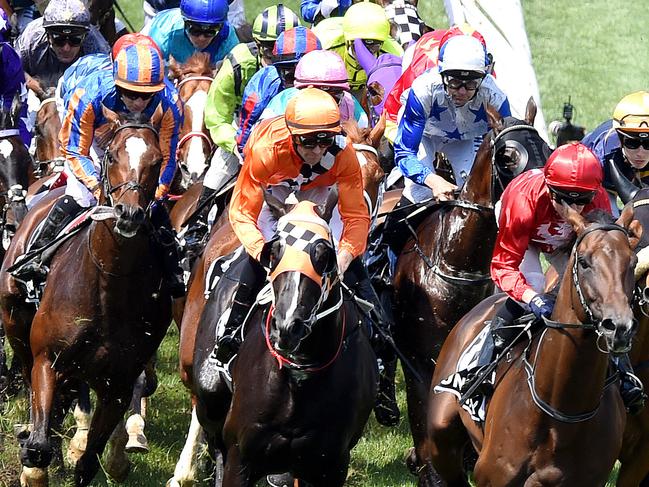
[3,0,646,485]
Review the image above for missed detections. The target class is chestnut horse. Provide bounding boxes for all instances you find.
[193,198,377,486]
[168,52,215,193]
[167,119,386,486]
[33,87,64,177]
[0,112,172,486]
[421,206,640,486]
[391,101,550,472]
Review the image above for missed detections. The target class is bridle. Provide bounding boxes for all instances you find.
[175,75,215,161]
[34,97,65,175]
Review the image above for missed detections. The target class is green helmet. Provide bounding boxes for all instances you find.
[343,2,389,42]
[252,4,301,43]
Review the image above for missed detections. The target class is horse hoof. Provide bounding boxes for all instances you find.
[125,414,149,454]
[20,442,53,469]
[165,478,189,487]
[405,447,418,476]
[20,466,48,487]
[66,429,88,466]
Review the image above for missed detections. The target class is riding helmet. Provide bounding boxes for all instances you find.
[113,44,165,93]
[272,26,321,66]
[252,4,300,43]
[285,87,342,136]
[180,0,228,25]
[43,0,90,33]
[342,2,389,43]
[438,34,489,78]
[544,142,602,192]
[613,91,649,135]
[294,50,350,90]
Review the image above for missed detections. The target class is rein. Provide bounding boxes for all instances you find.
[176,75,214,90]
[175,75,216,162]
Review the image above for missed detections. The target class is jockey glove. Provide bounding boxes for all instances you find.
[529,293,555,320]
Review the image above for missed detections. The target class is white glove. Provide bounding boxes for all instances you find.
[320,0,340,18]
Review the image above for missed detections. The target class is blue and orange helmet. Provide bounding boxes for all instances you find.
[272,26,321,67]
[113,44,165,93]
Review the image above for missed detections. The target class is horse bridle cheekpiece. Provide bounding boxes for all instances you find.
[102,122,159,207]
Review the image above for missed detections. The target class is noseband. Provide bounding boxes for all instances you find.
[101,123,159,207]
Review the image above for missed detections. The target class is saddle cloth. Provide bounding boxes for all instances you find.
[434,324,495,423]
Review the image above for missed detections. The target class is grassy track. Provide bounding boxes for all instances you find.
[1,1,646,485]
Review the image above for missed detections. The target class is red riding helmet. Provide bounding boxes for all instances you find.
[543,142,603,192]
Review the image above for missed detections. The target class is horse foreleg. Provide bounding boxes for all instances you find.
[222,445,252,487]
[167,405,205,487]
[21,355,56,470]
[125,371,149,454]
[74,393,130,487]
[104,419,132,482]
[67,383,92,466]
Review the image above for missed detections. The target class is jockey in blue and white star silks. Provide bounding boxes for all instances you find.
[394,34,510,203]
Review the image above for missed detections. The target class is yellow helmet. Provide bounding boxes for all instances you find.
[343,2,389,42]
[613,91,649,134]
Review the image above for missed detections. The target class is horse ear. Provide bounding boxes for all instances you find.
[315,187,339,222]
[263,189,289,220]
[486,104,504,134]
[525,97,537,126]
[168,56,181,81]
[368,112,386,148]
[555,201,587,235]
[617,204,643,248]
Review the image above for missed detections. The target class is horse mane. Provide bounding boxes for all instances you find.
[342,120,371,144]
[172,52,215,79]
[583,209,615,225]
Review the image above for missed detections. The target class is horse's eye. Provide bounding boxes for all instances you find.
[578,256,591,269]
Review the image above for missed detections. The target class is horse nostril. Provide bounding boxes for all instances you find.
[114,203,125,218]
[643,287,649,302]
[133,207,146,225]
[600,318,615,333]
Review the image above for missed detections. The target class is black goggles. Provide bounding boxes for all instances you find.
[118,88,156,101]
[621,134,649,151]
[549,186,596,206]
[49,32,85,47]
[444,76,483,91]
[184,21,222,37]
[362,39,382,48]
[318,86,344,103]
[294,133,336,149]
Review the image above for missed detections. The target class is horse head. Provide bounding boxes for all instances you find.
[169,53,215,189]
[34,87,63,174]
[100,108,162,238]
[555,203,641,353]
[0,93,32,248]
[263,193,339,356]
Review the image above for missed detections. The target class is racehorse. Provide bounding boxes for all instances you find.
[168,52,215,193]
[0,94,35,396]
[193,196,377,486]
[390,100,550,473]
[33,87,64,177]
[0,110,173,486]
[167,118,386,486]
[421,205,640,486]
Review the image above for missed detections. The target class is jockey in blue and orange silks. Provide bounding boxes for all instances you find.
[14,43,186,297]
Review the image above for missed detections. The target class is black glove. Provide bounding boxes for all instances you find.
[529,293,555,320]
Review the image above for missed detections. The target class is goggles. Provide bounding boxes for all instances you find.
[549,186,596,206]
[293,133,336,149]
[49,32,85,47]
[184,21,222,38]
[443,75,483,91]
[318,86,344,103]
[118,88,156,101]
[621,134,649,151]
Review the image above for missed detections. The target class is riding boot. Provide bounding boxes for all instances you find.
[213,255,265,363]
[344,258,400,426]
[615,354,647,415]
[12,196,81,282]
[151,205,186,299]
[183,185,217,262]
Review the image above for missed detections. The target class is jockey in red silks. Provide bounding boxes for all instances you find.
[475,142,645,412]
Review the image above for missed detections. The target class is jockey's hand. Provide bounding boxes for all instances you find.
[155,184,169,201]
[424,173,457,202]
[337,249,354,276]
[529,293,555,320]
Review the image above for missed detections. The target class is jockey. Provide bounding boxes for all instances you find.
[483,142,645,412]
[383,0,428,49]
[300,0,351,24]
[13,43,186,298]
[0,42,31,148]
[582,91,649,214]
[314,2,403,94]
[259,49,369,128]
[15,0,109,89]
[215,87,370,363]
[143,0,246,32]
[145,0,239,64]
[393,34,509,204]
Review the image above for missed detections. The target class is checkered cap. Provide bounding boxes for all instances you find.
[385,2,424,46]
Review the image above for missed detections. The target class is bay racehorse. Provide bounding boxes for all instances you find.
[0,111,172,486]
[193,197,377,486]
[167,119,386,486]
[0,94,35,396]
[168,52,215,193]
[33,87,64,177]
[391,99,550,473]
[421,205,640,486]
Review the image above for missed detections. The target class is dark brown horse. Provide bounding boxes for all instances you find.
[0,111,172,486]
[193,198,377,486]
[421,205,640,486]
[391,100,550,472]
[168,119,386,486]
[168,52,216,192]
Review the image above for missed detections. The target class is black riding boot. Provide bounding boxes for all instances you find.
[615,354,647,415]
[12,196,81,282]
[344,258,400,426]
[183,186,217,256]
[213,255,266,363]
[152,205,186,299]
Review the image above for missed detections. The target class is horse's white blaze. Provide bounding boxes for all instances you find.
[0,139,13,159]
[125,137,147,173]
[284,273,302,320]
[186,90,209,178]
